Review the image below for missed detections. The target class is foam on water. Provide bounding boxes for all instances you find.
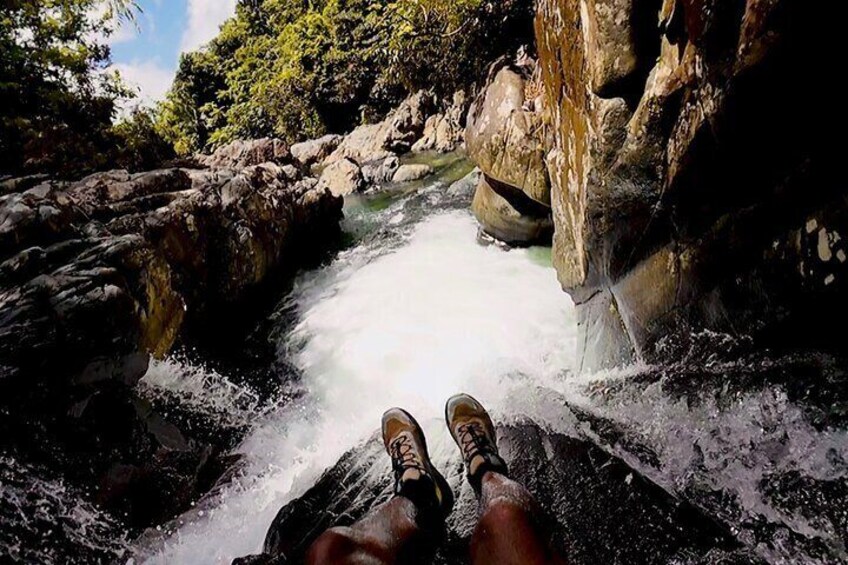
[1,456,129,563]
[139,211,577,563]
[139,357,276,430]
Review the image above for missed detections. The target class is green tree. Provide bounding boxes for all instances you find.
[157,0,535,156]
[112,106,175,172]
[0,0,144,177]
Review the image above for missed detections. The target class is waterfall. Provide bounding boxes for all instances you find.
[136,172,578,563]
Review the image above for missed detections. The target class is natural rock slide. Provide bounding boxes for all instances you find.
[228,1,848,563]
[2,0,846,563]
[0,87,470,559]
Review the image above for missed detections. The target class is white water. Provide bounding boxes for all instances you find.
[139,211,577,564]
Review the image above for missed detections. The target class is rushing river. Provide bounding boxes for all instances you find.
[134,156,576,563]
[127,155,847,564]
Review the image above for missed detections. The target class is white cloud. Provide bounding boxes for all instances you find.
[180,0,237,53]
[110,21,140,45]
[114,59,174,106]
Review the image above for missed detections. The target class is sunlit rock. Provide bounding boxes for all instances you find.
[291,134,343,169]
[199,138,291,169]
[324,90,438,166]
[535,0,848,367]
[412,90,468,154]
[317,157,366,196]
[392,163,434,183]
[465,61,551,206]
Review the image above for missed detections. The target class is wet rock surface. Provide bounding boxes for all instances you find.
[241,421,746,565]
[0,156,342,534]
[0,456,129,563]
[235,342,848,565]
[566,345,848,564]
[471,175,553,245]
[534,0,848,368]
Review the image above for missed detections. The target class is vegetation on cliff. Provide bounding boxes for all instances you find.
[157,0,535,156]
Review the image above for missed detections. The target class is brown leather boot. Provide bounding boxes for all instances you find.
[382,408,454,521]
[445,393,509,492]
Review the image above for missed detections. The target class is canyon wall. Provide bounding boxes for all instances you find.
[532,0,847,369]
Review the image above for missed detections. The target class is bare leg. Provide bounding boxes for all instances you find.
[306,495,431,565]
[308,408,453,564]
[470,471,566,565]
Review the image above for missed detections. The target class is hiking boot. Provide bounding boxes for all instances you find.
[445,393,509,491]
[382,408,454,521]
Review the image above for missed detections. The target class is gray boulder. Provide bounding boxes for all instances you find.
[447,168,482,198]
[391,164,433,183]
[361,156,400,185]
[384,90,436,152]
[324,91,438,166]
[317,158,365,196]
[291,134,343,168]
[199,138,291,169]
[412,90,468,153]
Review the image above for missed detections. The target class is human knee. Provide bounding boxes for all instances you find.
[306,526,359,563]
[479,498,533,529]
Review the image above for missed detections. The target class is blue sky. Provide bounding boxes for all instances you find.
[110,0,237,105]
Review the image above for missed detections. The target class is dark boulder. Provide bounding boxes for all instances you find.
[239,421,744,564]
[0,160,342,528]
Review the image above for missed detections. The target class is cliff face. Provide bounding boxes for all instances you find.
[535,0,848,369]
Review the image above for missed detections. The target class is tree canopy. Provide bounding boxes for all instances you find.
[158,0,535,156]
[1,0,534,176]
[0,0,164,177]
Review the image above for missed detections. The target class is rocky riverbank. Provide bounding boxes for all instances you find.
[313,90,467,196]
[0,88,471,555]
[0,141,342,529]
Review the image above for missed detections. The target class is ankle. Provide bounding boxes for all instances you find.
[468,455,509,493]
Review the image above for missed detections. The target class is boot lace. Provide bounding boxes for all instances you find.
[457,422,493,462]
[389,435,426,480]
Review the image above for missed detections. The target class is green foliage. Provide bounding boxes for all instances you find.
[112,107,176,172]
[0,0,162,177]
[159,0,534,155]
